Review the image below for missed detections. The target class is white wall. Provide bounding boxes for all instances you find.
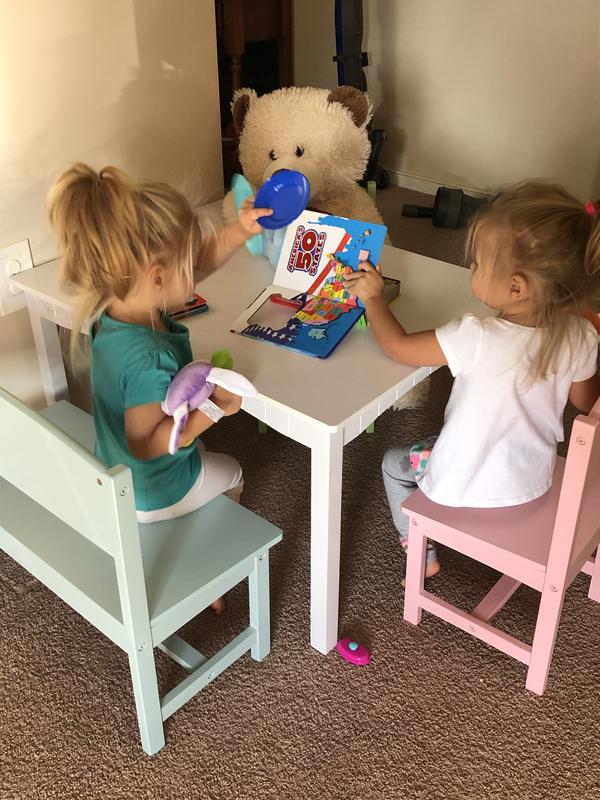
[0,0,223,407]
[294,1,337,90]
[295,0,600,198]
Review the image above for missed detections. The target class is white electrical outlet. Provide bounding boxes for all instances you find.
[0,240,34,315]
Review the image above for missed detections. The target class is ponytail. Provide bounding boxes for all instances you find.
[48,163,147,300]
[48,163,201,366]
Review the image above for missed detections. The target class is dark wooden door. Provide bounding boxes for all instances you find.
[216,0,293,184]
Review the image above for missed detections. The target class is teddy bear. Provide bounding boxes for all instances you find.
[222,85,384,227]
[222,84,428,412]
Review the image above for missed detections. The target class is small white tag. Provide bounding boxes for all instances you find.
[199,397,225,423]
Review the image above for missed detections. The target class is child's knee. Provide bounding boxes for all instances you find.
[224,459,243,503]
[227,456,243,491]
[381,447,410,480]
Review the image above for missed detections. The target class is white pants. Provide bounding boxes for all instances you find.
[136,451,243,523]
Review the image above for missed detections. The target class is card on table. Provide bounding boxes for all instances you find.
[170,293,209,320]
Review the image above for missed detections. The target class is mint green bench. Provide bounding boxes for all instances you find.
[0,389,282,755]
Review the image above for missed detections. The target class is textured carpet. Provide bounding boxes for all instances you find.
[2,187,599,800]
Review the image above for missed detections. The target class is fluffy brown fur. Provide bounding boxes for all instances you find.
[223,85,383,226]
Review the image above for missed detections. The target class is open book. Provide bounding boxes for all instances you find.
[231,210,388,358]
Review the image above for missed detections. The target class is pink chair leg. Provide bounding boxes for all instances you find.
[588,548,600,603]
[403,519,428,625]
[526,584,566,695]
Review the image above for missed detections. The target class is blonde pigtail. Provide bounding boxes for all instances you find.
[48,163,202,367]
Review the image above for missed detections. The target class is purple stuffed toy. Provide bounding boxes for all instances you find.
[161,361,257,455]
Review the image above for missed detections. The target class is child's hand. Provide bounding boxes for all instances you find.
[211,385,242,416]
[237,197,273,238]
[343,261,385,302]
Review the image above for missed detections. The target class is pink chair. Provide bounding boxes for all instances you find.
[401,397,600,694]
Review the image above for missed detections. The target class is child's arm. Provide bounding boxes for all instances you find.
[125,385,241,460]
[569,374,600,413]
[344,262,447,367]
[195,198,272,281]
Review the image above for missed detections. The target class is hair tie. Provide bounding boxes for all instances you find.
[584,201,597,217]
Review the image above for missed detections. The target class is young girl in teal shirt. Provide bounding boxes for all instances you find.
[49,163,271,549]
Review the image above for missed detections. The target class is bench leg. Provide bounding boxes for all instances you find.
[159,634,207,670]
[249,551,271,661]
[128,645,165,755]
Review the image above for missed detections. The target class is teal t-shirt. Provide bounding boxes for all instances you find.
[91,314,201,512]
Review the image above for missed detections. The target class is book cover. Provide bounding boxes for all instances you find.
[231,211,387,358]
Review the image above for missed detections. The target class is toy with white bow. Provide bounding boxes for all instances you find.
[162,359,257,455]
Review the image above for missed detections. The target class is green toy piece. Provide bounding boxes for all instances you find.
[210,348,268,433]
[210,349,234,370]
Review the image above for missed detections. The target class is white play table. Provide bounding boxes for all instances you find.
[11,245,485,653]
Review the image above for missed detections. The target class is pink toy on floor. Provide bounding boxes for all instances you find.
[336,638,370,665]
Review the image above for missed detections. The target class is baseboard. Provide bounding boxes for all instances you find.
[384,168,491,199]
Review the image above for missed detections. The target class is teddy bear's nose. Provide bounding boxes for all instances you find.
[264,162,317,199]
[271,166,311,186]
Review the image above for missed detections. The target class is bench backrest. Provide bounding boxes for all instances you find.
[0,388,133,557]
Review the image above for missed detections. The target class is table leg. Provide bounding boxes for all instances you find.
[310,428,344,654]
[27,298,69,406]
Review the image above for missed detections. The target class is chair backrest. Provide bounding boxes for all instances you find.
[549,397,600,580]
[0,388,133,557]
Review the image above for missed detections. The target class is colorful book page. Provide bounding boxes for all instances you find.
[231,211,387,358]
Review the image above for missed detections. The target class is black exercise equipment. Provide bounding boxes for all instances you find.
[333,0,389,189]
[402,187,488,229]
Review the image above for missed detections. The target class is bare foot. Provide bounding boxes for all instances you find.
[210,597,225,615]
[401,559,441,587]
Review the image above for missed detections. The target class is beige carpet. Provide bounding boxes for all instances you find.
[2,187,599,800]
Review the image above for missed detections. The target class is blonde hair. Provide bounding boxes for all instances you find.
[48,163,201,362]
[466,180,600,380]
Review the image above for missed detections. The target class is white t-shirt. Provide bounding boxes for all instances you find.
[417,314,599,508]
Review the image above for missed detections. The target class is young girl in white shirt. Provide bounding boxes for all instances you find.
[344,181,600,580]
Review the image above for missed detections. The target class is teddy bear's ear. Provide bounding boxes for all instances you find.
[231,88,257,135]
[327,85,370,127]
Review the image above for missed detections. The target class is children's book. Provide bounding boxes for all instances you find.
[231,210,388,358]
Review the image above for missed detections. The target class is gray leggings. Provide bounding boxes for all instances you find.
[381,436,438,564]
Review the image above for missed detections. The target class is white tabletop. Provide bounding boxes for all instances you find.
[12,246,487,429]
